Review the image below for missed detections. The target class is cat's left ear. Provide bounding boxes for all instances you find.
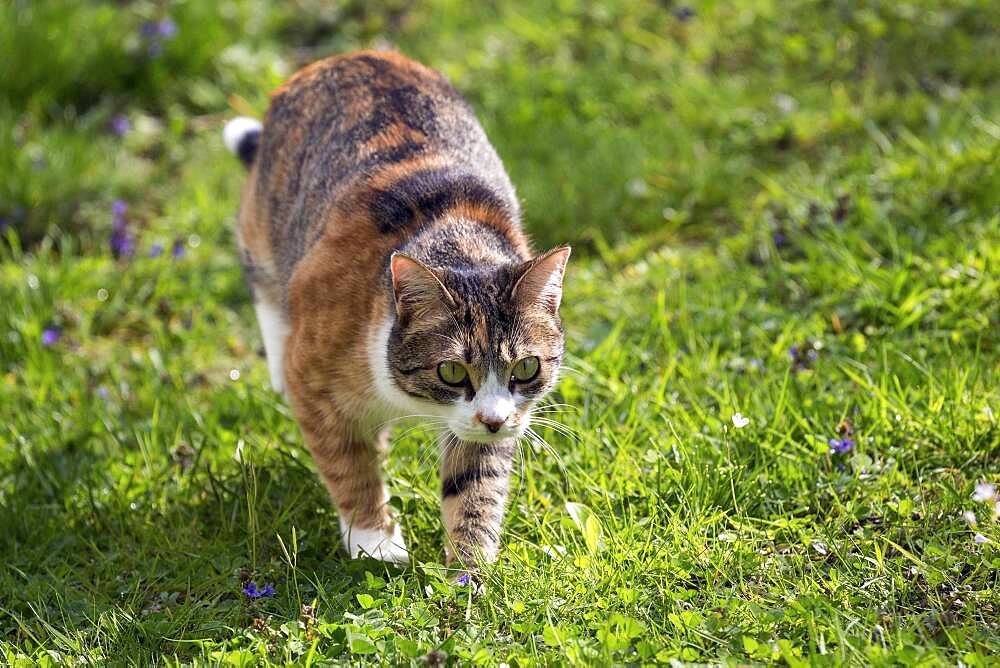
[512,246,571,314]
[389,252,456,323]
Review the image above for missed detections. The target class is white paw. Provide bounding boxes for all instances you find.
[339,517,410,564]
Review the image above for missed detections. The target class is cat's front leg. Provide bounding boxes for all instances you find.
[315,428,409,564]
[287,385,409,563]
[440,439,516,566]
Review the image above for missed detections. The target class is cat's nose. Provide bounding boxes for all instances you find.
[476,412,506,433]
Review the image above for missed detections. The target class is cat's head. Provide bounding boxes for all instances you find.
[380,246,570,443]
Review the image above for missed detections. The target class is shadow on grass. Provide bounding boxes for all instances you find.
[0,433,424,657]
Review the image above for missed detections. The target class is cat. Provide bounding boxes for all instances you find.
[223,51,570,568]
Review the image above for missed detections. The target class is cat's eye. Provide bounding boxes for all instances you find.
[511,356,540,383]
[437,361,468,386]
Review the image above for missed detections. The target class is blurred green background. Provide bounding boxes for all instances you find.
[5,0,997,251]
[2,1,999,665]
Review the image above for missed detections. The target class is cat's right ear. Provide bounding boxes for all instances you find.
[390,253,456,322]
[512,245,571,314]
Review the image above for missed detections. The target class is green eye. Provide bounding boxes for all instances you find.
[511,356,540,383]
[437,361,468,386]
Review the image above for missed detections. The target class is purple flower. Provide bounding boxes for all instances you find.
[110,201,134,259]
[110,114,131,137]
[149,242,164,258]
[828,437,855,454]
[157,19,178,38]
[455,574,471,586]
[672,5,695,21]
[789,344,818,372]
[242,582,275,599]
[171,238,186,260]
[41,327,61,347]
[140,18,176,58]
[110,226,134,259]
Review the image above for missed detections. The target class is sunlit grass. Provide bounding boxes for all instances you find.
[1,0,999,664]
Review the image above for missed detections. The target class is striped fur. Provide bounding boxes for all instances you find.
[228,51,570,569]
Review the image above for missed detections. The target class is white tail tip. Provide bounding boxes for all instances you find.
[223,116,262,155]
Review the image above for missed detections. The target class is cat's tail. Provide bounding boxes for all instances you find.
[222,116,262,168]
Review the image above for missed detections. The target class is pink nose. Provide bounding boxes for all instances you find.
[476,412,506,433]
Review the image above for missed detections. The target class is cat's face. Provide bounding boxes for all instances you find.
[381,247,570,443]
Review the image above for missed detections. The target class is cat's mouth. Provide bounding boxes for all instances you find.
[449,422,525,444]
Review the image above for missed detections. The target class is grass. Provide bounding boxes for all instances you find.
[1,0,999,665]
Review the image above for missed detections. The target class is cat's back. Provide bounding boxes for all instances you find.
[247,51,520,283]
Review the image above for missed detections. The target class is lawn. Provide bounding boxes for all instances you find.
[2,1,999,665]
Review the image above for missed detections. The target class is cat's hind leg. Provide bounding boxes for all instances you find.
[253,296,289,394]
[238,239,288,394]
[235,183,288,394]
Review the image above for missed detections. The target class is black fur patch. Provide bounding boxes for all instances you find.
[441,465,507,497]
[249,52,521,286]
[237,129,260,167]
[369,168,511,234]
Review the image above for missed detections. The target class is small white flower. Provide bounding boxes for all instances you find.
[731,413,750,429]
[773,93,799,114]
[972,483,996,503]
[973,533,989,545]
[962,510,977,527]
[626,178,649,197]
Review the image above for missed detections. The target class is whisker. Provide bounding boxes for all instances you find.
[416,429,450,472]
[557,364,585,378]
[434,431,460,473]
[530,415,578,431]
[510,436,528,501]
[533,402,577,412]
[374,413,450,431]
[526,427,570,492]
[394,421,448,444]
[528,417,580,441]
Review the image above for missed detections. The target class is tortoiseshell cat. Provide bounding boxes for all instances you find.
[223,51,570,568]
